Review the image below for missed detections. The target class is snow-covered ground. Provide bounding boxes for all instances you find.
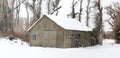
[0,38,29,47]
[0,38,119,58]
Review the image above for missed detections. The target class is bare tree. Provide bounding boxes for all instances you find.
[71,0,77,18]
[47,0,61,16]
[67,0,78,18]
[25,2,29,22]
[0,0,25,36]
[86,0,91,26]
[106,2,120,43]
[79,0,83,22]
[92,0,103,45]
[25,0,43,25]
[68,0,83,21]
[0,0,15,33]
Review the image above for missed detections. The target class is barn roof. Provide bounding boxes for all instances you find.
[27,14,92,32]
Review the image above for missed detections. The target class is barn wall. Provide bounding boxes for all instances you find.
[56,25,64,48]
[41,31,56,47]
[63,30,72,48]
[79,31,91,47]
[63,30,92,48]
[28,16,65,48]
[28,16,57,47]
[70,31,80,47]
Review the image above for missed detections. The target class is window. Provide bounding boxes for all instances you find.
[75,34,80,39]
[32,34,36,40]
[77,34,80,39]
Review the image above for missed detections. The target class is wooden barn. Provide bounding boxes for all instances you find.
[27,15,92,48]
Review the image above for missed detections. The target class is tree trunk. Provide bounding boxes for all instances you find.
[79,0,83,22]
[86,0,90,26]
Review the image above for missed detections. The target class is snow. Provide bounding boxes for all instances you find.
[0,37,120,58]
[0,37,29,47]
[27,15,92,32]
[46,15,92,31]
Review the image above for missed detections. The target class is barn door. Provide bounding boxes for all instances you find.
[42,31,56,47]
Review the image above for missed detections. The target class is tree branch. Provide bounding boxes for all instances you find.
[51,6,62,15]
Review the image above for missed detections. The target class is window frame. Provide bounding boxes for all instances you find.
[32,34,37,40]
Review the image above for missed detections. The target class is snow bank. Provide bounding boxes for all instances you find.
[0,37,29,47]
[103,39,115,45]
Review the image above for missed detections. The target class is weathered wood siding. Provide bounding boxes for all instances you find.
[63,30,91,48]
[79,31,91,47]
[56,25,64,48]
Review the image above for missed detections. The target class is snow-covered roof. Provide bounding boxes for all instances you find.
[27,15,92,32]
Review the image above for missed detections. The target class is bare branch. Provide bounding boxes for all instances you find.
[51,6,62,15]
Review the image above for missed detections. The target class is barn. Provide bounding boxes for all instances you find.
[27,15,92,48]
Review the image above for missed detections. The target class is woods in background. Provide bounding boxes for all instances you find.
[0,0,25,35]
